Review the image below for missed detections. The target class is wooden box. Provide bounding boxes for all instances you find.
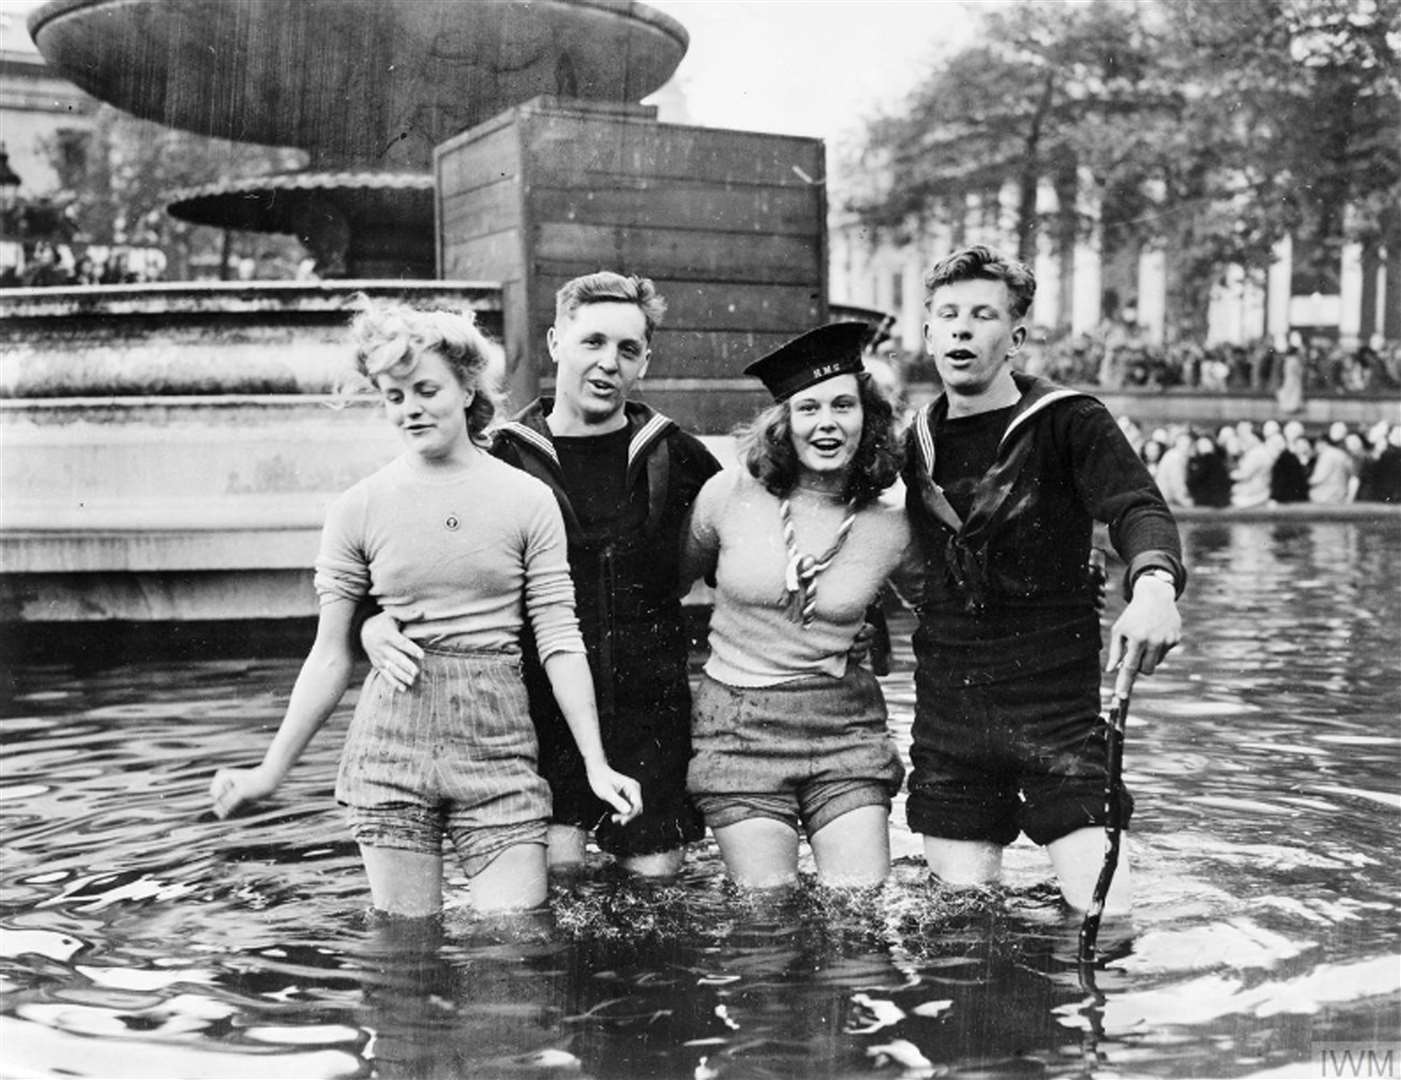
[435,96,828,432]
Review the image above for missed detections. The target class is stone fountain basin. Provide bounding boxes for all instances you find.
[29,0,688,170]
[1,282,503,622]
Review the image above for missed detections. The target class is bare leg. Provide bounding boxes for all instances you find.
[548,825,683,879]
[809,805,891,886]
[546,824,587,871]
[619,847,685,879]
[712,819,800,889]
[360,846,443,917]
[1048,827,1133,913]
[470,842,549,913]
[922,836,1003,886]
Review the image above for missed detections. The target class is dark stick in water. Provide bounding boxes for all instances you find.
[1078,659,1136,970]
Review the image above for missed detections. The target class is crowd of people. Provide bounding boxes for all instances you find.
[1,240,167,288]
[11,240,1398,401]
[209,247,1183,921]
[1123,415,1401,508]
[1019,324,1401,397]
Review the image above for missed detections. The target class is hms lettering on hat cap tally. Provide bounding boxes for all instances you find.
[744,322,872,401]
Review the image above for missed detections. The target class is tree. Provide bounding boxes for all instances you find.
[850,3,1170,258]
[42,104,307,280]
[850,0,1401,340]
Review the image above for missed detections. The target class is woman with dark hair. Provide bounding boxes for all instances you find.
[680,322,922,889]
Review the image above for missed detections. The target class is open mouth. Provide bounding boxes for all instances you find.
[809,439,844,454]
[945,350,977,362]
[586,378,617,394]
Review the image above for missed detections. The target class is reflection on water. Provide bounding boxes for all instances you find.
[2,520,1399,1078]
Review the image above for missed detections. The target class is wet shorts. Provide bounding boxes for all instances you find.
[688,664,904,839]
[346,805,546,877]
[906,651,1133,847]
[336,645,551,873]
[692,778,890,838]
[529,626,704,859]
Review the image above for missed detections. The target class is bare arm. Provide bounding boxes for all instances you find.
[677,513,718,592]
[542,651,642,825]
[210,598,358,818]
[677,472,727,591]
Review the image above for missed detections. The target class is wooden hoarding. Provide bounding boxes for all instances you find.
[436,97,827,431]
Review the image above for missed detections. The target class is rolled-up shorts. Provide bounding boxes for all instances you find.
[688,664,904,839]
[906,649,1132,847]
[336,644,550,876]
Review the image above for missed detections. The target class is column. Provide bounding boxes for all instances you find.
[1032,177,1061,330]
[1207,264,1246,344]
[1358,242,1380,343]
[1070,167,1101,335]
[1266,235,1292,349]
[1241,266,1267,342]
[998,178,1020,253]
[1339,240,1364,347]
[1136,245,1167,345]
[1383,244,1400,341]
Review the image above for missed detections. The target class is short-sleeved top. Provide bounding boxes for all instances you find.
[685,469,922,688]
[314,452,584,660]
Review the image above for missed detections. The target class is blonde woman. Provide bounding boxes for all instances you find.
[210,300,639,916]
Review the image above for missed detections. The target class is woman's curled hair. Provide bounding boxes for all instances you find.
[345,296,503,445]
[738,372,901,506]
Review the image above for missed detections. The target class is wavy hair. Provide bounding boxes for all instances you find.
[344,296,503,445]
[554,271,667,341]
[923,245,1037,320]
[739,372,901,507]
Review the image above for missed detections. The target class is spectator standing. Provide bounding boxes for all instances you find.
[1230,427,1275,508]
[1140,438,1166,479]
[1268,433,1310,504]
[1154,431,1195,508]
[1187,436,1233,508]
[1309,436,1357,504]
[1362,426,1401,503]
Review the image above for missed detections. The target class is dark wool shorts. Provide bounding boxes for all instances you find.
[532,632,704,859]
[906,649,1133,847]
[689,664,905,838]
[337,645,550,873]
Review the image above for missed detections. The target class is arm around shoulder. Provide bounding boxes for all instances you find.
[678,468,734,589]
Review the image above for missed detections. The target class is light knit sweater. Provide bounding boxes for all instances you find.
[684,469,922,688]
[314,453,585,660]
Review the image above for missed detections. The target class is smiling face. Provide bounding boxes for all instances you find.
[788,373,863,485]
[922,277,1026,410]
[547,301,651,433]
[375,349,473,463]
